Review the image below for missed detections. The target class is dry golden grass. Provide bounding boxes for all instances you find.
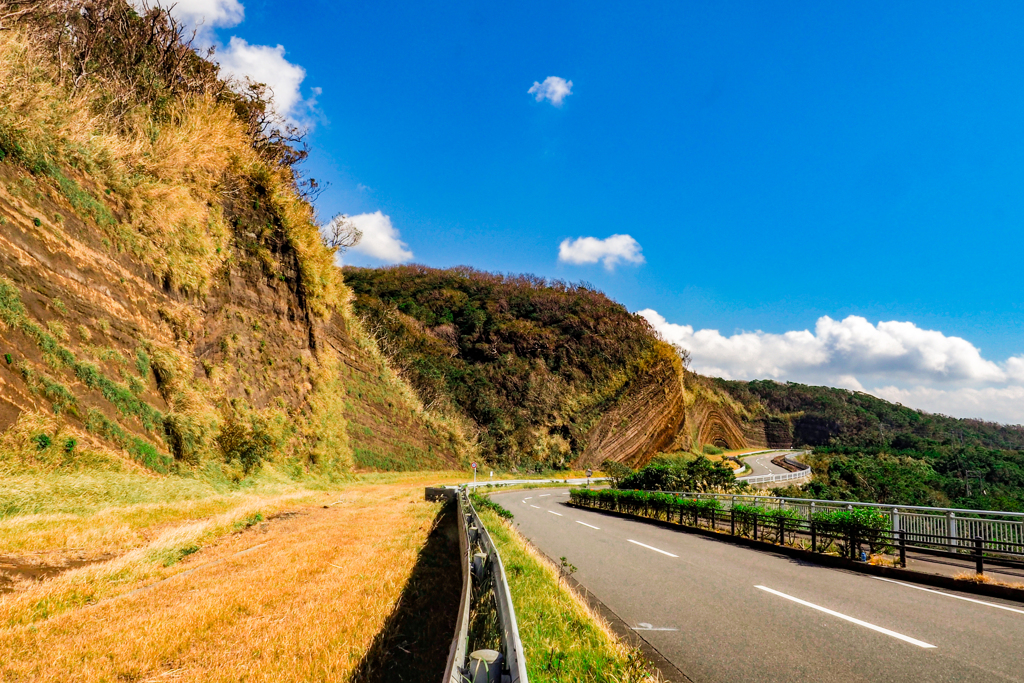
[0,474,451,682]
[953,571,1024,590]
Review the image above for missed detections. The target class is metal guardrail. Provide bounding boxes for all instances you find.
[669,491,1024,554]
[735,450,812,485]
[443,488,529,683]
[463,477,607,489]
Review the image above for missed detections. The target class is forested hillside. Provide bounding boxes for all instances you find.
[718,379,1024,511]
[344,265,686,468]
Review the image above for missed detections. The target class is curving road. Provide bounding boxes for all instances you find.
[737,450,797,477]
[493,488,1024,682]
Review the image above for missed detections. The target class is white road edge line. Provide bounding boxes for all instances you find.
[548,510,563,516]
[539,494,551,497]
[524,497,532,500]
[872,577,1024,615]
[576,521,600,530]
[755,586,936,649]
[530,505,541,509]
[627,540,678,558]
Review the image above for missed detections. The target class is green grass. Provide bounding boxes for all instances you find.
[475,506,652,683]
[2,276,166,446]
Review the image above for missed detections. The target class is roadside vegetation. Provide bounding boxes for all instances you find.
[475,504,656,682]
[614,455,736,492]
[570,488,894,560]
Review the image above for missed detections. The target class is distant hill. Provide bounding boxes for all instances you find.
[716,379,1024,511]
[715,379,1024,451]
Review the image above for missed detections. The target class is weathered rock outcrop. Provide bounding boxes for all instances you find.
[576,364,760,468]
[576,355,688,468]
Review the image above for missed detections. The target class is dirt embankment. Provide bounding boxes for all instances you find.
[0,161,461,472]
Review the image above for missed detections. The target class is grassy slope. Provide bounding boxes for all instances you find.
[476,506,653,683]
[0,6,473,678]
[0,3,467,485]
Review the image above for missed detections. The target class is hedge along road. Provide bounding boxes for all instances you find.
[491,488,1024,683]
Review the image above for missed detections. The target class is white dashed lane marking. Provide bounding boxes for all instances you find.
[627,540,678,558]
[755,586,936,649]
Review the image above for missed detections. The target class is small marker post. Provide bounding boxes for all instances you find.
[472,462,477,484]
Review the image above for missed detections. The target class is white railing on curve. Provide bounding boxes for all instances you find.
[735,450,812,485]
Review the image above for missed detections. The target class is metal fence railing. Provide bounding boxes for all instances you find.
[443,488,529,683]
[572,488,1024,573]
[668,491,1024,553]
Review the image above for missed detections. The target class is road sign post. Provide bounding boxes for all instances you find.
[472,462,477,484]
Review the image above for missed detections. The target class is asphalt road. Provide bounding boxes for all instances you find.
[493,488,1024,683]
[738,450,793,477]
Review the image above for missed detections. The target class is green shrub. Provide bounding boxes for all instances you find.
[234,511,265,530]
[135,347,150,378]
[34,433,51,450]
[702,444,724,455]
[812,507,891,554]
[163,412,205,465]
[216,414,274,475]
[63,437,77,455]
[618,456,735,492]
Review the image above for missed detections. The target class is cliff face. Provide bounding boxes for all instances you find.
[0,163,462,475]
[576,354,687,468]
[577,368,762,468]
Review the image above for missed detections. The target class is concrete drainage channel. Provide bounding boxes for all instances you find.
[427,486,529,683]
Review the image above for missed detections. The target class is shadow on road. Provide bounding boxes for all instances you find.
[350,500,461,683]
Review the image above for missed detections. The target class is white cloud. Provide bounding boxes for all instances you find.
[345,211,414,264]
[132,1,316,123]
[640,310,1024,423]
[872,385,1024,425]
[1007,356,1024,382]
[641,311,1006,385]
[638,313,1024,423]
[216,37,313,122]
[558,234,644,271]
[528,76,573,106]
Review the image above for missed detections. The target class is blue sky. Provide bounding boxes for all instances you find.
[172,0,1024,423]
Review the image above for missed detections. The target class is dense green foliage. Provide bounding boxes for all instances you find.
[719,379,1024,511]
[344,265,667,467]
[570,488,722,520]
[616,456,735,492]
